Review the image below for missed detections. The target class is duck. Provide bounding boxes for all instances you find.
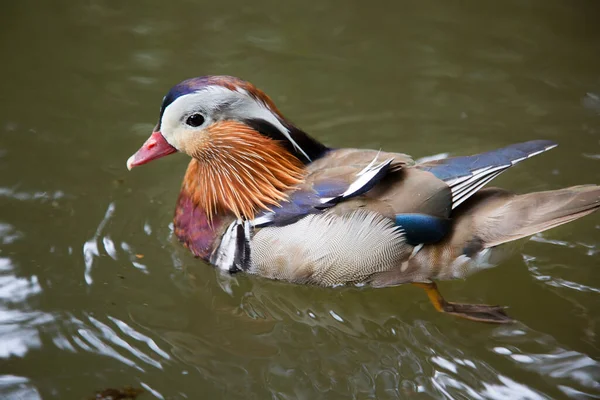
[126,75,600,323]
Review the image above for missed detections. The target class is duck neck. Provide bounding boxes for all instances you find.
[178,121,307,221]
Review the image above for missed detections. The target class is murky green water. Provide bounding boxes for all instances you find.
[1,1,599,398]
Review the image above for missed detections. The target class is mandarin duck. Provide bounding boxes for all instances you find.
[127,75,600,323]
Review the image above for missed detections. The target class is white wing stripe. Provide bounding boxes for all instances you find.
[447,142,558,209]
[319,157,393,204]
[451,164,508,195]
[452,171,504,208]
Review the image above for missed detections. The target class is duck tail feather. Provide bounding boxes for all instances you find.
[459,185,600,248]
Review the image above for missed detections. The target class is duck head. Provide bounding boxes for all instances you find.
[127,75,328,220]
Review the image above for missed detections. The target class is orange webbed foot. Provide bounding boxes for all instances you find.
[412,282,515,324]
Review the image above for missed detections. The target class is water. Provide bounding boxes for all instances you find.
[1,1,599,398]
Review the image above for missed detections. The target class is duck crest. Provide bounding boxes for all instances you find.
[178,121,306,222]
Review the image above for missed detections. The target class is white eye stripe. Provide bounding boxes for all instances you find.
[159,85,309,160]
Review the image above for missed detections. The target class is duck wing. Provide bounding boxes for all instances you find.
[251,149,413,227]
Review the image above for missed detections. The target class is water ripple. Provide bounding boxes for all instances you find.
[108,316,171,361]
[83,202,116,285]
[0,187,66,202]
[491,329,600,395]
[70,314,171,373]
[0,375,41,399]
[0,223,23,245]
[0,253,46,360]
[524,254,600,294]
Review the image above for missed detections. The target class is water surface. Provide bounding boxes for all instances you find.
[1,1,599,398]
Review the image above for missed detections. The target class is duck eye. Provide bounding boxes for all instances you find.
[186,113,205,127]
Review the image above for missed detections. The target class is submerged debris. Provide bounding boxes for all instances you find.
[89,386,144,400]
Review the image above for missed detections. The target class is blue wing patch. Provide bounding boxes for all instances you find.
[252,190,322,227]
[313,180,350,198]
[394,213,451,245]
